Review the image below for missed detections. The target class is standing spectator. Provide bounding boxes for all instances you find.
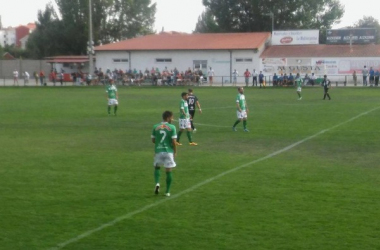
[59,71,64,85]
[86,73,92,86]
[303,73,309,85]
[369,67,375,87]
[258,71,264,88]
[295,73,302,100]
[39,70,45,86]
[51,70,56,86]
[322,75,331,100]
[244,69,251,87]
[252,69,258,86]
[352,71,357,86]
[33,71,39,86]
[375,70,379,87]
[13,70,19,86]
[176,92,197,146]
[151,110,177,197]
[24,71,30,85]
[76,72,82,85]
[207,67,214,86]
[187,89,202,132]
[232,87,249,132]
[309,73,316,86]
[362,66,369,86]
[232,69,239,86]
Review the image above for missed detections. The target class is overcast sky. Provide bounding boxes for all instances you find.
[0,0,378,32]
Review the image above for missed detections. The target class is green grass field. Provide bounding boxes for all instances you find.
[0,86,379,250]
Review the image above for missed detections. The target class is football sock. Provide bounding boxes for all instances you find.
[166,172,172,193]
[107,106,111,114]
[154,168,160,184]
[327,93,331,100]
[114,105,118,114]
[187,131,192,142]
[177,131,182,142]
[190,120,194,130]
[323,94,326,99]
[243,120,247,129]
[233,120,240,127]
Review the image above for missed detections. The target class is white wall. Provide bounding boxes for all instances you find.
[95,48,263,81]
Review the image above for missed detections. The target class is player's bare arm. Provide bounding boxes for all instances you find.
[197,101,202,114]
[172,139,177,157]
[236,103,242,112]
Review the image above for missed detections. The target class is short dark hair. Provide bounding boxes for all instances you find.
[188,88,193,93]
[324,75,327,78]
[162,111,173,120]
[181,92,188,97]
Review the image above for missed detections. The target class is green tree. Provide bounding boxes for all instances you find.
[26,0,156,58]
[195,0,344,43]
[353,16,380,44]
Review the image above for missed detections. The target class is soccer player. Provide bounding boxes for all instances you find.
[151,111,177,197]
[187,89,202,132]
[295,73,302,100]
[232,87,249,132]
[177,92,197,146]
[106,80,118,115]
[322,75,331,100]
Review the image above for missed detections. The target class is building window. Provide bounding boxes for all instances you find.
[235,58,253,63]
[156,58,172,63]
[113,58,128,63]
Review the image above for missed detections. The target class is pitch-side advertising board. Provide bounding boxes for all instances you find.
[272,30,319,45]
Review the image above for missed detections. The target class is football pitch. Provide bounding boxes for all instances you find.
[0,86,379,250]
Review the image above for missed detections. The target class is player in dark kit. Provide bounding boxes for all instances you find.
[322,75,331,100]
[187,89,202,132]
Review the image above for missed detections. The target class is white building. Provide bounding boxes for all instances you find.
[94,32,271,82]
[0,27,16,47]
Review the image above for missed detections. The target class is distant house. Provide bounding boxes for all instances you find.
[0,22,36,48]
[94,32,271,80]
[2,52,15,60]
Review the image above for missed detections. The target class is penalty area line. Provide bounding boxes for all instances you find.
[48,106,380,250]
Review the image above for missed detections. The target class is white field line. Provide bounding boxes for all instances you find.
[48,106,380,250]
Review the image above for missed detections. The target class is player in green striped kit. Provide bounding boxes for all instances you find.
[151,111,177,197]
[232,87,249,132]
[295,73,302,100]
[106,80,118,115]
[176,92,197,146]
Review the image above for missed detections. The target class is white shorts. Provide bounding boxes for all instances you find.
[236,110,247,119]
[297,87,302,92]
[108,99,118,105]
[154,152,176,168]
[179,118,191,129]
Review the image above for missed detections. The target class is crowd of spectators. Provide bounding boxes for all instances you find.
[92,67,207,86]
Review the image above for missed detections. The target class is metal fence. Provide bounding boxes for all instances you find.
[0,73,378,87]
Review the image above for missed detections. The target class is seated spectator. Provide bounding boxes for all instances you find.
[273,73,278,86]
[278,73,283,86]
[283,73,288,86]
[288,73,294,85]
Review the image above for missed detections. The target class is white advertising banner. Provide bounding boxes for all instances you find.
[272,30,319,45]
[261,57,380,75]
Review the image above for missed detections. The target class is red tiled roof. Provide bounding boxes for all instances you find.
[45,55,93,63]
[95,32,271,51]
[261,44,380,58]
